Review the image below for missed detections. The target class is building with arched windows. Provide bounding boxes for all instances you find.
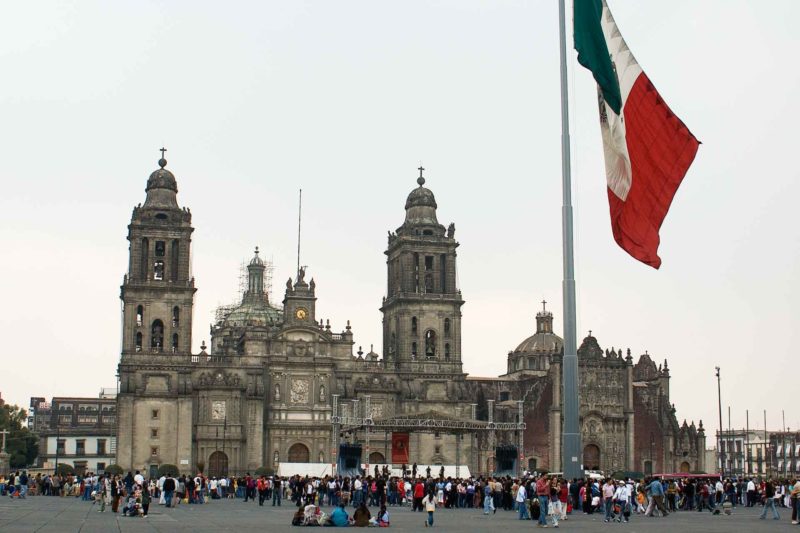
[115,154,704,477]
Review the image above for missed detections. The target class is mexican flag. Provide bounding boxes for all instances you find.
[574,0,699,269]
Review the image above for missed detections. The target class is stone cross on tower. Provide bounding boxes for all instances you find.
[0,429,8,453]
[541,299,547,312]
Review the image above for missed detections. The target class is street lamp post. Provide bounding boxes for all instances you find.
[716,367,724,477]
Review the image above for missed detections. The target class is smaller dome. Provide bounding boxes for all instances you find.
[249,246,265,266]
[146,168,178,193]
[405,182,438,210]
[514,331,564,354]
[402,168,440,227]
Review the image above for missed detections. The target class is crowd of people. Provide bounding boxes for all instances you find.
[3,467,800,527]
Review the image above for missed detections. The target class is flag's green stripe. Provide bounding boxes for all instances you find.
[574,0,622,114]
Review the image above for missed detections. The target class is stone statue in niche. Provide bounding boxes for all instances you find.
[319,384,326,402]
[274,384,281,401]
[273,450,279,464]
[447,222,456,238]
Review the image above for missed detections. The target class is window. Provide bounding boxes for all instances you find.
[172,333,179,353]
[97,439,107,455]
[440,254,446,291]
[56,439,66,455]
[172,306,180,327]
[151,428,159,438]
[77,415,97,424]
[445,343,450,360]
[444,318,451,337]
[140,238,149,280]
[499,391,510,402]
[58,415,72,425]
[413,253,420,291]
[136,305,144,327]
[151,447,159,457]
[135,332,142,352]
[411,342,417,358]
[425,330,436,358]
[434,445,441,454]
[151,409,159,420]
[102,415,115,425]
[425,255,434,270]
[171,240,179,281]
[153,260,164,280]
[411,316,418,335]
[151,320,164,350]
[76,439,86,455]
[97,462,106,472]
[155,240,165,257]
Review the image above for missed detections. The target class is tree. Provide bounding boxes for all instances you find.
[105,464,124,476]
[0,403,39,468]
[56,463,75,476]
[158,464,179,477]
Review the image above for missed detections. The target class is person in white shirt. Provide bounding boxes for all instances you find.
[134,472,145,487]
[613,480,631,523]
[515,483,529,520]
[747,479,757,507]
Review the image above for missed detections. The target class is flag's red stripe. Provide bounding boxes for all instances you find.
[608,73,700,269]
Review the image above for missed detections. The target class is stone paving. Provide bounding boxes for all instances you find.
[0,496,798,532]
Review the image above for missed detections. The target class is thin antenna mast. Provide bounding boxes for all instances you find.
[297,189,302,276]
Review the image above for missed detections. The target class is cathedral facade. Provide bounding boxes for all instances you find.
[115,156,704,478]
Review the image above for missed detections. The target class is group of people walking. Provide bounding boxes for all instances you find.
[7,466,800,527]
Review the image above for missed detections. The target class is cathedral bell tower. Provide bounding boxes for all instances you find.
[380,168,464,372]
[120,150,196,357]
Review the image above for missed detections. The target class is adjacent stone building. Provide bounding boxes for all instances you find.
[115,155,705,477]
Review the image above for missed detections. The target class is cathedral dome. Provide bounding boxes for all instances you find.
[221,299,283,328]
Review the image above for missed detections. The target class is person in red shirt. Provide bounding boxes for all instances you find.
[413,480,425,512]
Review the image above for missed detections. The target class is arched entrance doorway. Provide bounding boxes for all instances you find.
[679,461,691,473]
[369,452,385,464]
[288,443,310,463]
[583,444,600,470]
[208,451,228,478]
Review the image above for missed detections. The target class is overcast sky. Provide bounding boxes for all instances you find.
[2,1,798,438]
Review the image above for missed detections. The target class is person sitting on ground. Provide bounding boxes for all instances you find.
[353,501,371,527]
[292,504,306,526]
[375,504,390,527]
[330,502,351,527]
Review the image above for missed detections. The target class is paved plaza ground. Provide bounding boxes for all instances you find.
[0,497,797,532]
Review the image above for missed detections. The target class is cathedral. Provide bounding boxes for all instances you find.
[115,155,705,479]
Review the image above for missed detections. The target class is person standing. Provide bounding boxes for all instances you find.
[602,478,615,522]
[516,481,529,520]
[535,474,550,527]
[422,489,436,527]
[759,479,780,520]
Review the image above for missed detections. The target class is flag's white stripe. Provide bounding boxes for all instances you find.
[597,0,639,201]
[600,0,642,106]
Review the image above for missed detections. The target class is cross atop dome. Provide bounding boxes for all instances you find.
[417,165,425,186]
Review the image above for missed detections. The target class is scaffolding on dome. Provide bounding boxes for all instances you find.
[213,256,277,325]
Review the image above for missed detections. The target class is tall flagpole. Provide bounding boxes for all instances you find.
[558,0,581,480]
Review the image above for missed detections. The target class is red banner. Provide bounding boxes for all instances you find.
[391,432,409,464]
